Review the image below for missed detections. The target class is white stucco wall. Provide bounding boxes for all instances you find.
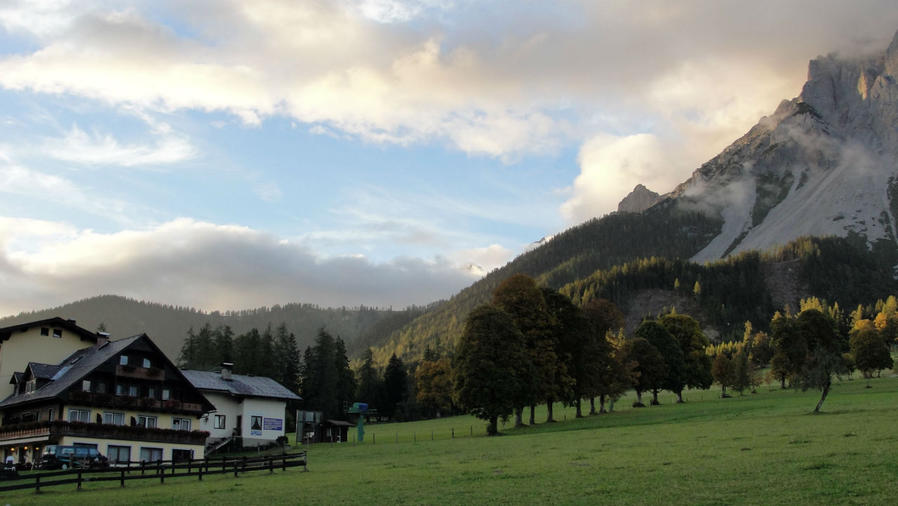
[241,397,287,446]
[197,392,242,440]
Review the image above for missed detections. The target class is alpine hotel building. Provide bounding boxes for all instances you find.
[0,318,215,466]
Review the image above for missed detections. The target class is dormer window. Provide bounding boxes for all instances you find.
[142,358,151,368]
[119,355,129,366]
[26,379,36,393]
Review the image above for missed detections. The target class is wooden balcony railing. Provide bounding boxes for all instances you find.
[115,365,164,380]
[0,421,209,445]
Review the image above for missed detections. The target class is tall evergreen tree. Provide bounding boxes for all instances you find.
[356,349,382,409]
[382,354,408,420]
[274,323,301,393]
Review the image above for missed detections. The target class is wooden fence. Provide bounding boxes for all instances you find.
[0,452,307,494]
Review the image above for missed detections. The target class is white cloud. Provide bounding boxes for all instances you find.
[561,133,693,222]
[4,0,891,164]
[0,156,138,222]
[42,124,197,167]
[0,217,478,316]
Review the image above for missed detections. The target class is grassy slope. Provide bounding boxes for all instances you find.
[8,374,898,505]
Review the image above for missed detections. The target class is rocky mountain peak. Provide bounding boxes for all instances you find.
[668,29,898,263]
[617,184,661,214]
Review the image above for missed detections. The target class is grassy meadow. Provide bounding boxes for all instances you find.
[5,374,898,505]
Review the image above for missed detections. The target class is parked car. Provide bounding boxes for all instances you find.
[39,445,109,470]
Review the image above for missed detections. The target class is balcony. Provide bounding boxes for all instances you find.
[0,421,209,445]
[115,365,164,380]
[66,391,204,415]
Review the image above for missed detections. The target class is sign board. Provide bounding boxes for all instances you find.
[263,417,283,431]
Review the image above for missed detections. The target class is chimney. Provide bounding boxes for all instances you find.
[221,362,233,381]
[97,332,110,347]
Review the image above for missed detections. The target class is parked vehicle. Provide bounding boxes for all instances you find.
[39,445,109,470]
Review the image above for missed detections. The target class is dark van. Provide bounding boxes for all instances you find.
[40,445,109,470]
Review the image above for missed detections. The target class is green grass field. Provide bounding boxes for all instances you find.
[5,375,898,505]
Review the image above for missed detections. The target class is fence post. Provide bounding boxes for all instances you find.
[199,463,204,481]
[470,426,472,437]
[120,469,125,488]
[35,474,41,494]
[77,469,83,491]
[282,454,287,472]
[269,456,273,473]
[222,456,226,472]
[234,459,239,477]
[373,433,375,445]
[451,428,454,439]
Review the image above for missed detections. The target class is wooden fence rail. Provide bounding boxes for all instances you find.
[0,452,307,494]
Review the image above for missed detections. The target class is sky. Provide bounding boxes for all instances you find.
[1,0,897,316]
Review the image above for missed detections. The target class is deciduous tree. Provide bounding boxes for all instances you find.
[454,305,529,435]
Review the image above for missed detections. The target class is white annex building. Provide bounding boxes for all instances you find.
[182,364,300,450]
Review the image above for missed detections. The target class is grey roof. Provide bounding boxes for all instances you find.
[0,335,141,408]
[181,370,301,401]
[28,362,63,380]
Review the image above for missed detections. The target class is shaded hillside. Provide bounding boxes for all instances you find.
[562,235,898,339]
[0,295,419,361]
[370,204,722,364]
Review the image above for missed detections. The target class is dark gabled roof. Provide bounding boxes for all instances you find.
[0,317,100,344]
[9,372,23,385]
[181,370,301,401]
[0,334,216,413]
[27,362,63,380]
[0,335,140,408]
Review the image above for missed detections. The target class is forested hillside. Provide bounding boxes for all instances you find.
[372,232,898,364]
[0,295,420,360]
[369,203,723,364]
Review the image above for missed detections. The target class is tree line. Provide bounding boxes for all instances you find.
[454,276,898,435]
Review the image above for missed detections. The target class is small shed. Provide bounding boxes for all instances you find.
[322,420,352,443]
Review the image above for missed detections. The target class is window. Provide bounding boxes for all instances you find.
[213,414,226,429]
[172,417,191,431]
[81,380,91,392]
[251,416,263,431]
[103,412,125,425]
[139,447,163,462]
[142,358,151,368]
[137,415,157,428]
[26,379,36,393]
[52,328,62,338]
[40,327,49,336]
[119,355,129,366]
[128,385,138,397]
[161,388,170,401]
[68,409,90,423]
[172,449,193,462]
[147,387,156,399]
[107,445,131,465]
[115,384,126,396]
[96,382,106,394]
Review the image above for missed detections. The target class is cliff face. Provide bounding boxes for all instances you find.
[669,31,898,262]
[617,184,661,214]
